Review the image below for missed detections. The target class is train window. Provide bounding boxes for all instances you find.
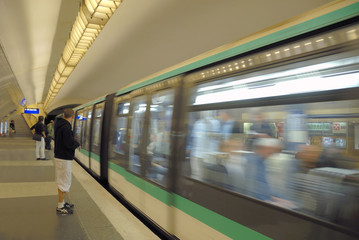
[145,89,174,186]
[114,117,128,155]
[114,103,130,155]
[129,96,147,174]
[91,103,105,156]
[82,108,93,152]
[185,109,244,187]
[80,110,88,148]
[118,102,130,115]
[185,100,359,229]
[95,107,103,118]
[109,100,130,167]
[74,110,84,142]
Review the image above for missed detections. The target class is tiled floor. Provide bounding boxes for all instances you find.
[0,137,159,240]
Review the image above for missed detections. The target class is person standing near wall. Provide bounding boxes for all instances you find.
[30,116,47,160]
[9,120,16,136]
[54,109,80,215]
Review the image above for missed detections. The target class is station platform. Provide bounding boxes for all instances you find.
[0,136,160,240]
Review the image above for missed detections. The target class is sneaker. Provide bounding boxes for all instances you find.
[36,158,40,160]
[40,158,49,160]
[56,206,73,215]
[64,202,74,208]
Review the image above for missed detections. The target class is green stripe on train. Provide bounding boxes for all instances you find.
[74,96,106,111]
[109,162,170,205]
[78,149,100,161]
[115,2,359,97]
[108,162,271,240]
[80,149,90,157]
[90,152,100,162]
[174,194,271,240]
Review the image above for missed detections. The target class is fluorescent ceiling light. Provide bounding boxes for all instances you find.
[197,56,359,93]
[194,71,359,105]
[44,0,122,110]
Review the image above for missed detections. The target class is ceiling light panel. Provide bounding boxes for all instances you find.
[85,0,121,19]
[44,0,122,109]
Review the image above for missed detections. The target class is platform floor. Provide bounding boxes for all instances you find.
[0,136,159,240]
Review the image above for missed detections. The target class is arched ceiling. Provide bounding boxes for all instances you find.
[0,0,333,116]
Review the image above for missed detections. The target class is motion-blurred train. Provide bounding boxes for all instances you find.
[70,5,359,240]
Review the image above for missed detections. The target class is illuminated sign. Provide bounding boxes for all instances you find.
[20,98,26,106]
[24,108,39,114]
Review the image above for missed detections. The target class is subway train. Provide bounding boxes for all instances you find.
[70,9,359,240]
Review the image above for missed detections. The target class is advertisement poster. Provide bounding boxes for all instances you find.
[355,125,359,150]
[332,122,347,134]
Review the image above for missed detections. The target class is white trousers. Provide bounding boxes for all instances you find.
[55,158,72,192]
[35,138,45,159]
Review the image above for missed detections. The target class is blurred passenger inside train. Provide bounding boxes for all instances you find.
[220,133,247,193]
[190,111,220,179]
[245,138,295,208]
[265,148,298,203]
[292,143,359,225]
[295,145,321,173]
[197,109,246,190]
[246,110,276,150]
[146,109,171,185]
[146,132,167,183]
[151,121,170,158]
[114,127,126,154]
[250,111,275,136]
[245,138,281,201]
[219,110,243,142]
[316,144,351,169]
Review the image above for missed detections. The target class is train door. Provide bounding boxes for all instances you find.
[107,95,131,191]
[90,102,105,177]
[141,88,176,230]
[145,89,174,187]
[128,95,147,175]
[76,107,92,168]
[108,92,148,211]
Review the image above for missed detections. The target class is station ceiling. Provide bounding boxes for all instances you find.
[0,0,332,117]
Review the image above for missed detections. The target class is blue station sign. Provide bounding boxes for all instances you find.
[24,108,39,114]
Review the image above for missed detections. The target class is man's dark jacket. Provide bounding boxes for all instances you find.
[30,121,46,135]
[54,118,80,160]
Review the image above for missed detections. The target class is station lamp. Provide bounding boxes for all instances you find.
[44,0,122,110]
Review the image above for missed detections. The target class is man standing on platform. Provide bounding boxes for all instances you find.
[54,108,80,214]
[46,120,54,150]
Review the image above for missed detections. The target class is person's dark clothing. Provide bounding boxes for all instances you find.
[45,136,52,150]
[54,118,79,160]
[246,121,275,150]
[31,121,46,135]
[10,122,15,131]
[250,122,275,138]
[316,149,338,168]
